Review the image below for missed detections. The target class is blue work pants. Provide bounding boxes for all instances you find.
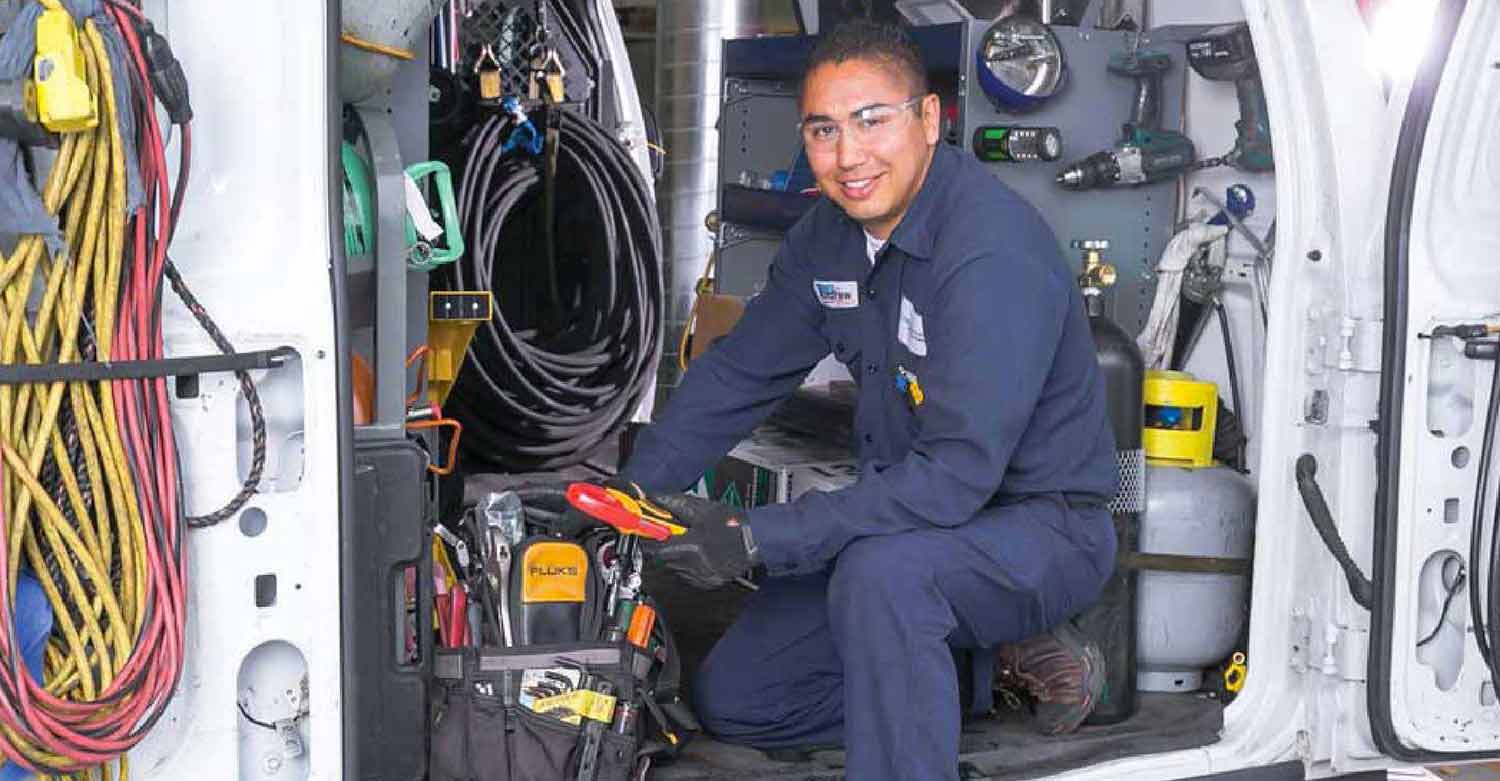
[691,495,1114,781]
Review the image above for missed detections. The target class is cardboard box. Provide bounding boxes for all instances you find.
[687,293,745,361]
[786,461,862,501]
[692,425,859,510]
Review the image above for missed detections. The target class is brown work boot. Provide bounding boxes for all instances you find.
[994,621,1105,735]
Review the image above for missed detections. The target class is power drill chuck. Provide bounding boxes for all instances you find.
[1056,151,1120,190]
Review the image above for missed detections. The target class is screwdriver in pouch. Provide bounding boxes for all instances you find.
[611,699,639,736]
[575,677,615,781]
[605,537,640,642]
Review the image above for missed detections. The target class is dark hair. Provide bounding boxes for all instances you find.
[803,21,929,98]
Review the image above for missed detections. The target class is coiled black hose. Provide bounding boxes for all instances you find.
[443,109,662,470]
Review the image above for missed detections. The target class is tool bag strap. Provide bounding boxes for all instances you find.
[635,601,700,760]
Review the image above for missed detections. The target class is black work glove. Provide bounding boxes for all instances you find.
[638,491,758,590]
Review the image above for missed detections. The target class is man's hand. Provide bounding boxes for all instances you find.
[639,492,757,590]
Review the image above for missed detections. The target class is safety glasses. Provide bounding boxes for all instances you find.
[797,96,925,150]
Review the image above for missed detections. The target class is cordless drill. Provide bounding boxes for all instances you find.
[1185,23,1273,172]
[1056,48,1197,190]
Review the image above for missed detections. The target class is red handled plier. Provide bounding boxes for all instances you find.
[566,483,687,542]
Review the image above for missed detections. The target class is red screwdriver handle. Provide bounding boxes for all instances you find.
[565,483,671,541]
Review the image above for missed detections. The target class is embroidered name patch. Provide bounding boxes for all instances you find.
[813,280,860,309]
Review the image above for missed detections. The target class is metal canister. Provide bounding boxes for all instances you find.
[1071,240,1146,725]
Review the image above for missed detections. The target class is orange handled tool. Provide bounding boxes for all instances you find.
[627,603,657,649]
[566,483,686,542]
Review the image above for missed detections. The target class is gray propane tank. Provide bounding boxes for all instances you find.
[1135,463,1255,692]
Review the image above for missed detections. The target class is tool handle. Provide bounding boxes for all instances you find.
[1129,69,1163,133]
[566,483,672,541]
[403,160,466,269]
[627,603,657,649]
[574,681,615,781]
[1231,77,1274,172]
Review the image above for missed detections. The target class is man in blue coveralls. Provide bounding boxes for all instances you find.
[620,21,1119,780]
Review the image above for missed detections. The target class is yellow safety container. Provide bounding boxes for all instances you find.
[1142,370,1218,468]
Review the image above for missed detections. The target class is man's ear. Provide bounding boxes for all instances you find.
[921,93,941,145]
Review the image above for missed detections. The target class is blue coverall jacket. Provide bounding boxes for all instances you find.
[623,143,1119,780]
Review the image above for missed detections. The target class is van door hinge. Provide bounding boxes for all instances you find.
[1332,316,1383,373]
[1304,307,1329,376]
[1328,622,1369,682]
[1290,610,1313,672]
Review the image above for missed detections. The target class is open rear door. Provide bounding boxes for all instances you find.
[1369,0,1500,761]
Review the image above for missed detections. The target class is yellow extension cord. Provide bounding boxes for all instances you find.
[0,19,147,781]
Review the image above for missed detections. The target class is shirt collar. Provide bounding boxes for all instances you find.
[882,143,957,262]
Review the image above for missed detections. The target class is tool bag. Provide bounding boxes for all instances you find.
[429,644,641,781]
[429,486,699,781]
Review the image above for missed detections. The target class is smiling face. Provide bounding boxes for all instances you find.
[800,57,940,240]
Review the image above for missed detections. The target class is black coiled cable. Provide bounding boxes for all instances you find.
[443,109,662,470]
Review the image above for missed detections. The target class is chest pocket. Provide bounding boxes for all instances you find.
[896,296,927,359]
[893,257,935,363]
[893,281,933,440]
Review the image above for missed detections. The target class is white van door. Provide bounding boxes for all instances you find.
[1364,0,1500,763]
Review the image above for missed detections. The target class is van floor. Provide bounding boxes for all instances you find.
[644,570,1224,781]
[652,693,1222,780]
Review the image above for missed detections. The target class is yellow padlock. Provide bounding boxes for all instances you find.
[34,0,98,133]
[478,69,502,101]
[541,49,566,104]
[474,45,502,102]
[1224,651,1247,693]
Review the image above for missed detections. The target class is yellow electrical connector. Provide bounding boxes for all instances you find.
[426,291,493,406]
[34,0,98,133]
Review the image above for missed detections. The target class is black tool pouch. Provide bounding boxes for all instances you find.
[429,644,641,781]
[432,483,704,779]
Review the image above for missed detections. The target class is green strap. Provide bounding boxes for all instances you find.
[1119,551,1252,576]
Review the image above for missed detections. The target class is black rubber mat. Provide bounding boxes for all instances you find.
[649,692,1223,780]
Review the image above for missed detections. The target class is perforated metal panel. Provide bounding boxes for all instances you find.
[1109,447,1146,515]
[715,78,805,297]
[959,25,1186,335]
[461,1,542,94]
[459,0,594,104]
